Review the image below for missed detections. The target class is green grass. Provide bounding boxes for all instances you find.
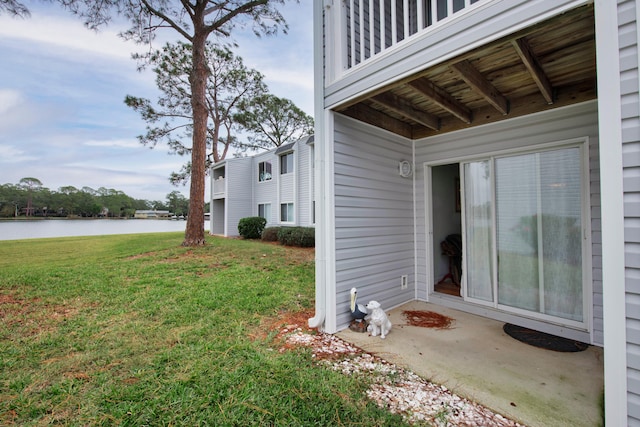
[0,233,409,426]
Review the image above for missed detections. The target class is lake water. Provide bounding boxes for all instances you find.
[0,219,203,241]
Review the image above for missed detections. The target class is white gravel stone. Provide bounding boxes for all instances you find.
[282,329,525,426]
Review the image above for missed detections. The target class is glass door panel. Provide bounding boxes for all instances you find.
[463,146,584,323]
[463,160,494,303]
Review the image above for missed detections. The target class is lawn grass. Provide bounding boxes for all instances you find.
[0,233,408,426]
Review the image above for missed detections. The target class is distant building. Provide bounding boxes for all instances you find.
[134,210,170,219]
[209,135,315,237]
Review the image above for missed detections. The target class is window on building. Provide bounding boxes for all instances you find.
[280,203,294,223]
[280,153,293,174]
[258,203,271,221]
[259,161,272,182]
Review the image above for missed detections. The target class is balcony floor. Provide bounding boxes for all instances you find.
[338,301,603,427]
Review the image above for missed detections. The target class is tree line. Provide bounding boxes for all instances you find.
[0,178,191,219]
[2,0,304,245]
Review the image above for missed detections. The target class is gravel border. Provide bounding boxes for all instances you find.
[282,328,525,427]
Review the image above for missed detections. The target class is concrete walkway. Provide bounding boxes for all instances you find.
[337,301,604,427]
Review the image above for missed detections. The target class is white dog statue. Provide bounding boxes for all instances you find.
[365,300,392,339]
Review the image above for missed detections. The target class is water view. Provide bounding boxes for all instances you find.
[0,219,205,241]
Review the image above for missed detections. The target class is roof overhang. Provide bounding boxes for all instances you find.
[335,4,596,140]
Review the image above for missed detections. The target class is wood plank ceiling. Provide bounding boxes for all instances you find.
[335,4,596,140]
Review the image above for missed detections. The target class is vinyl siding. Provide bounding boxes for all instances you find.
[619,0,640,422]
[210,137,315,236]
[225,158,253,237]
[297,143,313,226]
[253,151,278,226]
[414,101,602,344]
[333,114,414,330]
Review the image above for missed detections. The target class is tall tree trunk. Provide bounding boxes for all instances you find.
[183,28,209,246]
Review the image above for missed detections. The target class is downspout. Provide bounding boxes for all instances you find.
[412,139,418,301]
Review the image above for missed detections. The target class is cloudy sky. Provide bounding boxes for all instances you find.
[0,1,313,202]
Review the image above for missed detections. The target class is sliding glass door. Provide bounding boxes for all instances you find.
[463,145,586,325]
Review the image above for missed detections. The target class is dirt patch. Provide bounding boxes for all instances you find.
[0,292,80,335]
[403,310,454,329]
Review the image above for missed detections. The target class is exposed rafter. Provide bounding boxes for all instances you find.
[451,60,509,115]
[333,4,595,139]
[407,78,472,124]
[372,92,440,130]
[343,103,414,138]
[511,37,554,104]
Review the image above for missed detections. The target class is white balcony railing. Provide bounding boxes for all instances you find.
[324,0,483,82]
[213,176,225,196]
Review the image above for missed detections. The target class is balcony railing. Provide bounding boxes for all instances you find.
[325,0,485,81]
[213,176,225,196]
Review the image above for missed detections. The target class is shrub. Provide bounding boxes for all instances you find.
[261,227,281,242]
[277,227,315,247]
[238,216,267,239]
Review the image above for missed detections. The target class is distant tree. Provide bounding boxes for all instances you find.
[4,0,292,244]
[235,94,314,150]
[0,0,29,17]
[0,183,21,217]
[125,41,267,185]
[19,177,43,216]
[166,190,189,216]
[60,0,290,246]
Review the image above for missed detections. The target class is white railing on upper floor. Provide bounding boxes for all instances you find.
[213,176,225,196]
[324,0,486,83]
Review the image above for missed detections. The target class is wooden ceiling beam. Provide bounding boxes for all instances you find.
[372,92,440,130]
[341,103,414,138]
[407,78,472,124]
[512,37,554,104]
[451,60,509,115]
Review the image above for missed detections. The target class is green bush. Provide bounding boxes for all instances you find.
[238,216,267,239]
[277,227,315,247]
[261,227,281,242]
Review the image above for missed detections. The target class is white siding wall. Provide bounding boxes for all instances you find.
[333,114,414,330]
[253,151,278,226]
[297,142,313,226]
[225,158,253,236]
[279,164,296,224]
[212,138,316,236]
[414,101,602,344]
[619,0,640,422]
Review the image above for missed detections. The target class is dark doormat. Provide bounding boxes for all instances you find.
[503,323,589,352]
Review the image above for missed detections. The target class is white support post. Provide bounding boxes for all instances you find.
[417,0,424,31]
[391,0,397,44]
[379,0,385,51]
[369,0,375,56]
[349,0,356,68]
[359,0,365,63]
[403,0,409,39]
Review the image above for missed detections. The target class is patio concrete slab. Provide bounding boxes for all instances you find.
[337,301,604,427]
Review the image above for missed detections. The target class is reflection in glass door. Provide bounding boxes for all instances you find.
[463,146,585,325]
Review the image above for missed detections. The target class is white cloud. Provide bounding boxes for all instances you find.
[84,139,141,149]
[0,12,138,63]
[0,89,23,115]
[0,145,37,163]
[0,2,312,202]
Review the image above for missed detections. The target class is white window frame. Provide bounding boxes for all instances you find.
[280,202,294,223]
[258,203,271,222]
[259,161,272,182]
[280,153,293,175]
